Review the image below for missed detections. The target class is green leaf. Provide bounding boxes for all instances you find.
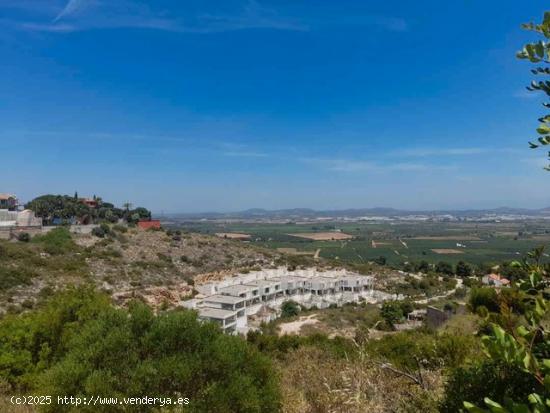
[517,325,529,337]
[485,398,506,412]
[536,298,546,317]
[535,41,545,57]
[528,393,543,405]
[464,401,489,413]
[523,352,532,370]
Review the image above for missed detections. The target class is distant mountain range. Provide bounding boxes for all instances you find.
[162,206,550,220]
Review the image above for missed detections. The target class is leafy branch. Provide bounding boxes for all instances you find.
[518,12,550,170]
[464,248,550,412]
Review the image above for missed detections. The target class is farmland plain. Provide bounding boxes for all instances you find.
[170,220,550,266]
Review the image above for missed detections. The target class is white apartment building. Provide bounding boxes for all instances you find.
[184,267,377,334]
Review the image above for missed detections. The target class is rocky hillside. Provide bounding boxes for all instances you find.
[0,225,286,312]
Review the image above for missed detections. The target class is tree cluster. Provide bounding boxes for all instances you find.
[0,288,280,413]
[25,194,151,226]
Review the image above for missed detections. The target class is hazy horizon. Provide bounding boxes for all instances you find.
[159,203,550,216]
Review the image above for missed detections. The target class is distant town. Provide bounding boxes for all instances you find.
[163,206,550,224]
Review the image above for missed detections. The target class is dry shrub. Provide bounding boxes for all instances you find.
[279,346,443,413]
[0,397,36,413]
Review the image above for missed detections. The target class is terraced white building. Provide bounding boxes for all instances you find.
[181,267,377,334]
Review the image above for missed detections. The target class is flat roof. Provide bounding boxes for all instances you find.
[198,307,237,320]
[203,294,246,305]
[309,276,337,283]
[219,284,259,295]
[269,276,309,282]
[245,279,281,288]
[340,275,368,282]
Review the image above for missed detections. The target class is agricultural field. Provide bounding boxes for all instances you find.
[171,220,550,267]
[287,231,354,240]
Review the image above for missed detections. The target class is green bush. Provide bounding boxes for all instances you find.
[436,261,454,275]
[463,277,482,288]
[281,300,300,318]
[91,227,106,238]
[0,266,36,291]
[0,288,281,412]
[399,300,414,316]
[380,301,403,327]
[455,261,472,277]
[111,225,127,233]
[16,233,31,242]
[469,287,500,313]
[374,256,387,265]
[247,330,354,360]
[99,222,111,234]
[441,361,544,412]
[32,228,76,255]
[365,330,480,372]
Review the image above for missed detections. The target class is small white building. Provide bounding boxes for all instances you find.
[0,208,42,239]
[197,307,240,334]
[244,279,284,302]
[482,273,510,288]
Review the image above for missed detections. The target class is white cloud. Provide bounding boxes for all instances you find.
[301,157,455,173]
[2,0,409,35]
[19,22,76,32]
[54,0,93,22]
[371,16,408,32]
[390,146,524,158]
[8,0,307,33]
[224,151,269,158]
[394,147,487,157]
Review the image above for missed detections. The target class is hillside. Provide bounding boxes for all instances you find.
[0,226,284,312]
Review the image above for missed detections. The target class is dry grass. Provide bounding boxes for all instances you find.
[431,249,464,254]
[0,397,36,413]
[288,232,354,241]
[411,236,481,241]
[214,232,251,240]
[276,248,315,256]
[279,346,442,413]
[371,241,392,248]
[278,314,320,336]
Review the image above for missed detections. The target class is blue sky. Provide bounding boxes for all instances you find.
[1,0,549,213]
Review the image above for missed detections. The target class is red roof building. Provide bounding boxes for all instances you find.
[80,198,99,208]
[0,194,18,211]
[137,219,161,230]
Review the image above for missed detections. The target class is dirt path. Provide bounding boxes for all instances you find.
[414,278,463,304]
[278,314,319,336]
